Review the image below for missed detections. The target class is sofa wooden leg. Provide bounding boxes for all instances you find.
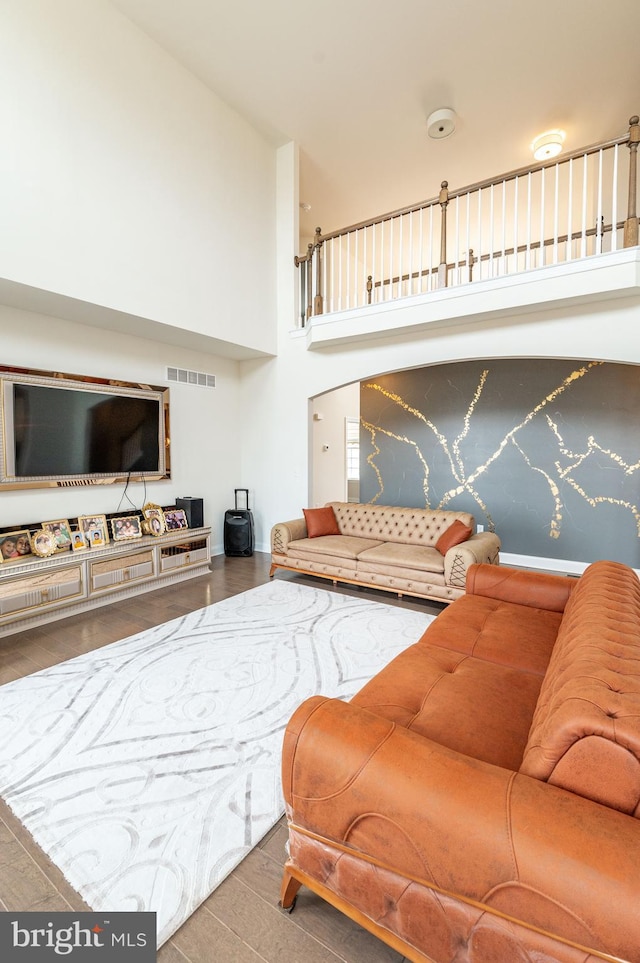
[279,870,302,912]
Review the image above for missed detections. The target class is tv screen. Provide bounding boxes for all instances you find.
[12,383,162,477]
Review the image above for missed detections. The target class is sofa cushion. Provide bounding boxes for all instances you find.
[417,593,563,676]
[520,560,640,815]
[288,535,383,562]
[435,518,473,555]
[351,641,543,770]
[303,506,340,537]
[357,541,445,575]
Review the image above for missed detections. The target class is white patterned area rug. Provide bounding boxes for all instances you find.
[0,579,433,945]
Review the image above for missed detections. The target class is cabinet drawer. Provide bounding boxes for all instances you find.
[0,566,84,617]
[160,540,209,572]
[90,550,155,592]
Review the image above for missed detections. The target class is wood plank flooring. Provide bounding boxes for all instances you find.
[0,553,443,962]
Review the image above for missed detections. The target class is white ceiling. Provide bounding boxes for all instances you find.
[110,0,640,241]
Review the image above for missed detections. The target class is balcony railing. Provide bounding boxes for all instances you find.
[296,115,639,326]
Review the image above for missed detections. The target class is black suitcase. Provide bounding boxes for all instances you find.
[224,489,254,557]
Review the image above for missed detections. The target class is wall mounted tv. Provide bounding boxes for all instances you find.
[0,366,170,490]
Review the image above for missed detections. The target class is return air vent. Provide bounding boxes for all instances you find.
[166,367,216,388]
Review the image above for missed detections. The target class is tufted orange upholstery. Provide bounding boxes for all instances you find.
[280,560,640,963]
[270,502,501,604]
[520,560,640,814]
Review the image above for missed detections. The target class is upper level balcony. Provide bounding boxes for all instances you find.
[296,116,640,349]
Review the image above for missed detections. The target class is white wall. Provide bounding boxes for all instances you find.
[311,384,360,507]
[1,305,241,554]
[0,0,276,356]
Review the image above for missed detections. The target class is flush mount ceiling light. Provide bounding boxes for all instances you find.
[427,107,456,139]
[531,129,566,161]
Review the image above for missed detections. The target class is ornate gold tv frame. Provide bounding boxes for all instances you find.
[0,364,171,491]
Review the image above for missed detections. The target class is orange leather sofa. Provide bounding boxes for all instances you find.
[280,560,640,963]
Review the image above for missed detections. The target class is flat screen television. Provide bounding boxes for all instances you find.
[0,366,170,490]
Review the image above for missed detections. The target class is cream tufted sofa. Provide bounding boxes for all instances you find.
[270,502,501,603]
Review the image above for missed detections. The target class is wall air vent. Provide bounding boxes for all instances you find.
[166,367,216,388]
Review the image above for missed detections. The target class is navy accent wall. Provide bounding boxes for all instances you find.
[360,359,640,567]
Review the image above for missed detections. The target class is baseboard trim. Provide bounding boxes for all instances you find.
[501,552,640,579]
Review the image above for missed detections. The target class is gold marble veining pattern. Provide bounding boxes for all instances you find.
[361,360,636,539]
[361,420,431,504]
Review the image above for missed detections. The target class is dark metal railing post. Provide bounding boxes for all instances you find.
[313,226,324,315]
[366,275,373,304]
[305,243,313,322]
[438,180,449,287]
[624,115,639,248]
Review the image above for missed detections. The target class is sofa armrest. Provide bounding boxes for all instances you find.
[466,562,576,612]
[283,696,640,962]
[442,531,500,588]
[271,518,308,554]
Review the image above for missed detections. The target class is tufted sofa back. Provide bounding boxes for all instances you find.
[327,502,475,547]
[520,559,640,816]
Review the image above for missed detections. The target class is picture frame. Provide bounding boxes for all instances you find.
[41,518,73,552]
[77,514,110,547]
[163,508,188,531]
[111,515,143,541]
[0,529,33,562]
[71,530,87,552]
[30,529,57,558]
[142,503,165,536]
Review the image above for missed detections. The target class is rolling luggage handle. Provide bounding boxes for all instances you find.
[235,489,250,511]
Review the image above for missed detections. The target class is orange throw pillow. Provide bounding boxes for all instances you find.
[303,506,341,538]
[435,519,472,555]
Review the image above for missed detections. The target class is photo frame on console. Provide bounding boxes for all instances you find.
[78,514,110,547]
[30,529,57,558]
[142,503,165,536]
[71,530,87,552]
[41,519,73,552]
[163,509,188,531]
[111,516,143,541]
[0,529,33,562]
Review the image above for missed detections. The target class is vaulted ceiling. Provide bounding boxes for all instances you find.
[111,0,640,240]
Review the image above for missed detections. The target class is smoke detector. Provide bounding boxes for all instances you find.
[427,107,456,139]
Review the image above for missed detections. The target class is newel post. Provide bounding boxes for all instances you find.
[313,226,324,316]
[438,180,449,287]
[624,115,639,248]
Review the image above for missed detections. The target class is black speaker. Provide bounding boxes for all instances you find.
[224,489,254,557]
[176,496,204,528]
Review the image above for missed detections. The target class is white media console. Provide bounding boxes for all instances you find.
[0,526,211,638]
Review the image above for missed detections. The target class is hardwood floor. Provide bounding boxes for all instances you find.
[0,553,443,962]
